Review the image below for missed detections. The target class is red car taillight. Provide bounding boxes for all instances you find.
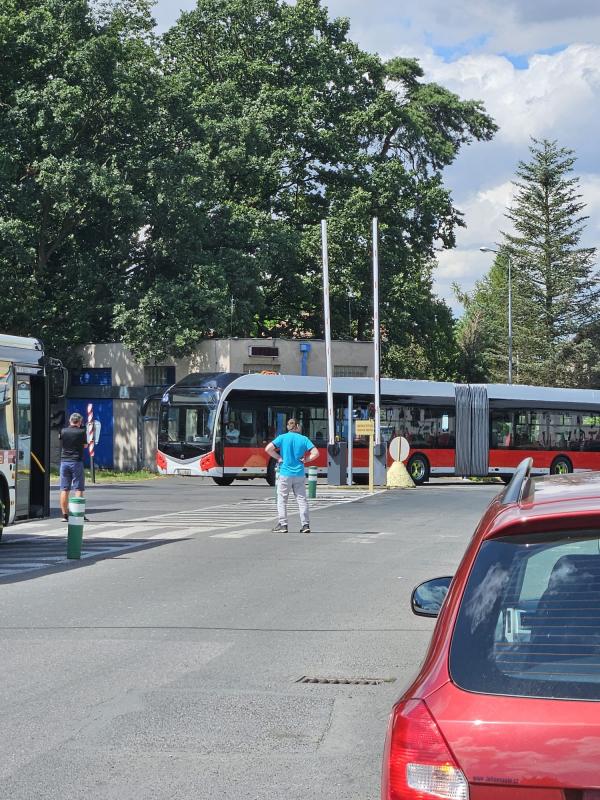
[382,699,468,800]
[156,451,167,471]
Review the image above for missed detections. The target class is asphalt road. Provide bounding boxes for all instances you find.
[0,477,501,800]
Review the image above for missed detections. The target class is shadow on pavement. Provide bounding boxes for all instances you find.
[0,533,186,585]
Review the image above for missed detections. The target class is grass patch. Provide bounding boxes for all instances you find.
[50,468,160,483]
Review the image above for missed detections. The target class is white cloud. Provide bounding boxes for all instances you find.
[580,175,600,242]
[421,44,600,150]
[322,0,600,57]
[454,182,515,247]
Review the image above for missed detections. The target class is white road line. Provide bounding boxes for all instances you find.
[211,529,269,539]
[3,490,383,550]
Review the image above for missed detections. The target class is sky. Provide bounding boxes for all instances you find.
[150,0,600,313]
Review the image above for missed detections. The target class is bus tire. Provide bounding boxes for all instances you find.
[266,459,277,487]
[212,476,235,486]
[550,455,572,476]
[407,453,430,485]
[500,474,512,485]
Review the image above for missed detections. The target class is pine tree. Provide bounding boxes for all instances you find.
[502,138,599,385]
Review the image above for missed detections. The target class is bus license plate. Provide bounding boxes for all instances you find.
[176,469,192,476]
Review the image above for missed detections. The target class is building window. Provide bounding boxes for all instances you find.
[247,346,279,357]
[243,364,281,374]
[70,368,112,387]
[334,365,368,377]
[144,365,176,386]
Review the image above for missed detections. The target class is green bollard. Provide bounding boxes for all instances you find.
[307,466,318,499]
[67,496,85,559]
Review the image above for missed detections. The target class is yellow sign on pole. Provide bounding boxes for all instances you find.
[354,420,375,491]
[355,420,375,436]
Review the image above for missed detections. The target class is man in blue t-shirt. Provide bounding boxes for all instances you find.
[265,418,319,534]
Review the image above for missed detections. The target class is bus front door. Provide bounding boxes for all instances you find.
[15,375,32,519]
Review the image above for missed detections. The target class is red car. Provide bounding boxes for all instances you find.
[382,458,600,800]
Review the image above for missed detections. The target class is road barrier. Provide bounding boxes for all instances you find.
[307,466,318,499]
[67,496,85,559]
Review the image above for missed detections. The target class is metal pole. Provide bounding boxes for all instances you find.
[372,217,381,446]
[507,254,513,384]
[87,403,96,484]
[347,394,353,486]
[321,219,335,446]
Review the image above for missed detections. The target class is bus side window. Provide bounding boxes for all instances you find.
[491,411,513,449]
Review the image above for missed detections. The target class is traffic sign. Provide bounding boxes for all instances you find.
[389,436,410,463]
[355,420,375,436]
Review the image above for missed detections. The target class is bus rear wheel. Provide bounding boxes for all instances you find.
[212,476,235,486]
[550,456,572,476]
[266,459,277,487]
[407,453,430,485]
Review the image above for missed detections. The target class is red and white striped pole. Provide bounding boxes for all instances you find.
[87,403,96,483]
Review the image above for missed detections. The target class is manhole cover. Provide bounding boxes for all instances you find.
[296,676,395,686]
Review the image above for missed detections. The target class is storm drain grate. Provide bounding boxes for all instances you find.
[296,676,395,686]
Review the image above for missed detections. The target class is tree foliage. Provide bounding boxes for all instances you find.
[457,139,600,386]
[1,0,497,375]
[0,0,160,358]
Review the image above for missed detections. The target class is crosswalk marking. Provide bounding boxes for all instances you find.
[1,489,384,578]
[0,536,168,578]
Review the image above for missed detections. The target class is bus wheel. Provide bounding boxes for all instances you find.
[212,476,235,486]
[266,459,277,487]
[550,456,572,476]
[407,454,430,485]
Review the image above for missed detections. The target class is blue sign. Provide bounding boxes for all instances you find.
[71,368,112,387]
[67,399,114,468]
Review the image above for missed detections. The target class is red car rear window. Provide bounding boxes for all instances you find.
[450,531,600,701]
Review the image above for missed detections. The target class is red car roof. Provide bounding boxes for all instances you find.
[482,470,600,540]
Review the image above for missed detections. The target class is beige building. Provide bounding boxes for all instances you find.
[61,338,375,470]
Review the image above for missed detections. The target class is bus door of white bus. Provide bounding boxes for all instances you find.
[15,375,32,519]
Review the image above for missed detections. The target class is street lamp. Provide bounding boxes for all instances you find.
[480,246,513,384]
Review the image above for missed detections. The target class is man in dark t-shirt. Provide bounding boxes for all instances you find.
[59,412,88,522]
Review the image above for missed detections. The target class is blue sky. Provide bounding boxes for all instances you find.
[150,0,600,310]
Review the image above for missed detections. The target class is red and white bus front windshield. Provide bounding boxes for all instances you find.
[157,389,219,475]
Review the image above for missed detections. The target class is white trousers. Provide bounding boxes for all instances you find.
[277,476,310,527]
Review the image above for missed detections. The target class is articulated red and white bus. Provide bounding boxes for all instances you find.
[145,373,600,485]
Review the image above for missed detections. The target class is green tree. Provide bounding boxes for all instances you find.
[453,283,496,382]
[504,139,599,384]
[457,139,600,386]
[0,0,159,359]
[121,0,496,371]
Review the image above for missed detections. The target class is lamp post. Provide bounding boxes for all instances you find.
[480,246,513,384]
